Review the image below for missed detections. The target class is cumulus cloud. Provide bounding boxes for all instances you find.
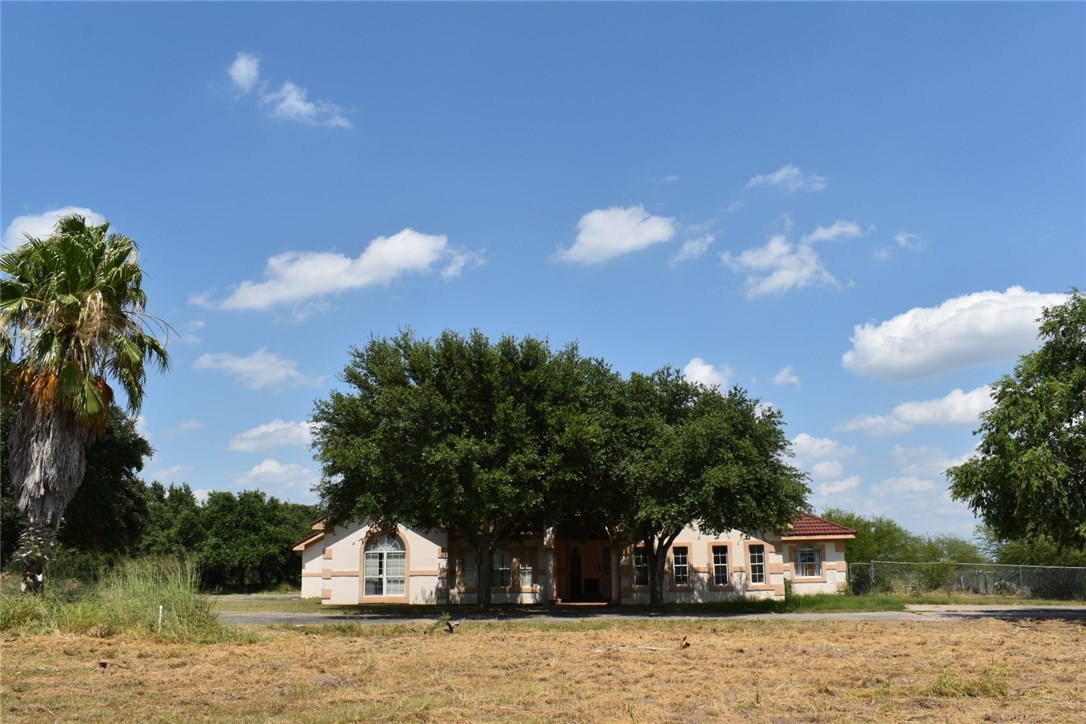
[235,458,318,490]
[556,205,676,265]
[875,231,927,261]
[669,234,716,266]
[229,419,316,452]
[196,228,483,312]
[773,366,801,390]
[225,51,351,129]
[890,444,972,479]
[818,475,861,496]
[745,164,827,193]
[871,475,938,498]
[683,357,732,389]
[811,460,844,480]
[150,464,192,482]
[722,235,836,297]
[194,348,323,390]
[801,220,865,244]
[835,385,994,437]
[3,207,107,250]
[791,433,857,461]
[229,52,261,93]
[842,287,1067,380]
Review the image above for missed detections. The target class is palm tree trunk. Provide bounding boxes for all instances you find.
[8,406,89,591]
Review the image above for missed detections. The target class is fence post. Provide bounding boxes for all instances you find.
[869,561,875,593]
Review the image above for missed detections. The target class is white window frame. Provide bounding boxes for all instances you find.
[493,549,513,588]
[749,544,766,584]
[518,549,534,589]
[712,545,729,586]
[795,545,821,578]
[364,535,406,596]
[633,547,649,586]
[672,546,689,586]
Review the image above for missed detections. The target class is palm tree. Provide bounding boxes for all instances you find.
[1,214,170,590]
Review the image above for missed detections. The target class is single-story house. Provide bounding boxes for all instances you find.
[295,513,855,605]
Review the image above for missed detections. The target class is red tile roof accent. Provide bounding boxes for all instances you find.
[784,513,856,538]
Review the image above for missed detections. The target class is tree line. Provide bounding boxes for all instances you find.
[1,407,317,590]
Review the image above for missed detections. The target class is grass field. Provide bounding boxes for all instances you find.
[4,616,1084,722]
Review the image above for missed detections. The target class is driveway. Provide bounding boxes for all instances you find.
[218,603,1086,627]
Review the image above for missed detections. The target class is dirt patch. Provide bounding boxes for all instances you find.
[3,618,1084,722]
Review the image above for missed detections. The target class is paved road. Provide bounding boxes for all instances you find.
[218,603,1086,627]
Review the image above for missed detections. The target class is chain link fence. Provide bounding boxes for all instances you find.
[849,560,1086,600]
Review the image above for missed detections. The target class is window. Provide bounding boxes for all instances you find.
[518,549,534,589]
[749,544,765,584]
[672,546,689,586]
[493,549,513,588]
[712,545,729,586]
[634,547,649,586]
[364,535,406,596]
[461,551,477,589]
[796,545,821,578]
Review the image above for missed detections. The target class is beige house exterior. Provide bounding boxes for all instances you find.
[296,513,855,605]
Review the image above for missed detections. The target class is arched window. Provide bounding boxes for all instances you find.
[364,535,406,596]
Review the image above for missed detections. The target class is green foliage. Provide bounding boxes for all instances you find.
[948,289,1086,548]
[198,490,315,590]
[314,329,606,605]
[611,369,809,606]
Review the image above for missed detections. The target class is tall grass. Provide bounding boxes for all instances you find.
[0,557,248,642]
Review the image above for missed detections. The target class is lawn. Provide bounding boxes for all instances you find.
[3,616,1084,722]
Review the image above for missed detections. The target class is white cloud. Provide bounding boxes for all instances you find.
[842,287,1067,380]
[168,420,203,435]
[261,81,351,129]
[773,366,801,390]
[235,458,318,490]
[229,419,316,452]
[194,348,323,390]
[3,207,107,250]
[683,357,732,389]
[835,385,994,436]
[791,433,857,461]
[669,234,715,266]
[725,200,745,214]
[150,464,192,482]
[722,234,837,297]
[818,475,861,496]
[229,52,260,94]
[811,460,844,480]
[556,205,676,265]
[225,50,351,129]
[871,475,938,498]
[745,164,827,193]
[801,220,865,244]
[876,231,927,261]
[200,228,483,312]
[890,444,972,479]
[181,319,206,345]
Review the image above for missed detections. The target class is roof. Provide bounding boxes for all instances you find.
[782,513,856,539]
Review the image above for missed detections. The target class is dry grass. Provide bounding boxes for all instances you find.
[3,617,1084,722]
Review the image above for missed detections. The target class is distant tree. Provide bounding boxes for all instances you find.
[914,534,987,564]
[140,482,205,556]
[1,215,170,589]
[313,330,602,606]
[197,490,315,590]
[977,527,1086,568]
[948,290,1085,548]
[821,508,923,564]
[614,369,810,607]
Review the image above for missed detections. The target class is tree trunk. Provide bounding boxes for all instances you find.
[8,406,90,592]
[646,531,680,609]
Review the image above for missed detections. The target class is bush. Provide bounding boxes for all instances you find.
[0,556,245,642]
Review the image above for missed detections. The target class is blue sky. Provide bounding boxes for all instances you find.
[3,3,1083,539]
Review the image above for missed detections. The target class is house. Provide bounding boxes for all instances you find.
[295,513,855,605]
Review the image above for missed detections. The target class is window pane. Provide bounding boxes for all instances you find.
[750,544,765,584]
[634,548,648,586]
[519,549,534,588]
[462,552,477,588]
[386,577,405,595]
[713,546,729,586]
[673,547,688,586]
